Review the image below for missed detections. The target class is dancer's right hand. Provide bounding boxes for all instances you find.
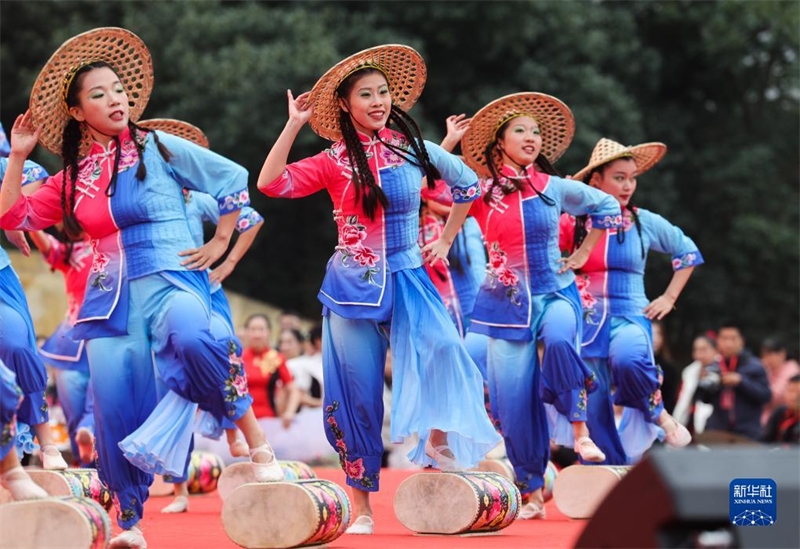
[287,90,314,125]
[4,230,30,256]
[9,110,40,157]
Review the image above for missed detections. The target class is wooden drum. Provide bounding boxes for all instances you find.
[0,496,111,549]
[222,479,351,548]
[8,469,113,512]
[476,458,559,501]
[553,465,631,519]
[394,471,521,535]
[217,460,317,501]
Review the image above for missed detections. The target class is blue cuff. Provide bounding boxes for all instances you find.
[218,188,250,213]
[235,210,263,233]
[451,180,481,203]
[21,164,48,185]
[671,250,704,270]
[590,213,622,229]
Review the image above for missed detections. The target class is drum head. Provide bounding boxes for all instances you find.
[0,499,94,549]
[222,482,321,548]
[394,473,479,534]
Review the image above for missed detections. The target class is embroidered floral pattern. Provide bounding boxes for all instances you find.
[1,419,15,449]
[39,392,48,417]
[486,242,521,305]
[577,387,588,414]
[88,239,112,293]
[451,181,482,203]
[648,389,663,416]
[236,210,263,233]
[89,240,109,274]
[592,214,622,229]
[379,146,404,167]
[574,274,599,326]
[219,189,250,212]
[117,133,141,171]
[22,166,46,184]
[334,213,381,286]
[672,251,700,271]
[223,340,249,417]
[113,494,138,524]
[325,401,378,489]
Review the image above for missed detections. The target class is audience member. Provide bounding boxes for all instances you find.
[279,328,306,360]
[761,373,800,444]
[673,334,717,434]
[696,322,771,440]
[760,337,800,425]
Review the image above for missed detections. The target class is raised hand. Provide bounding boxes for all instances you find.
[445,114,471,142]
[288,90,314,125]
[9,110,41,158]
[440,114,472,153]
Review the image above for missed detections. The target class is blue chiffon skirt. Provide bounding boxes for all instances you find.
[389,268,501,467]
[118,390,197,476]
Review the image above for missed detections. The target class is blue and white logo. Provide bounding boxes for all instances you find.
[729,478,777,526]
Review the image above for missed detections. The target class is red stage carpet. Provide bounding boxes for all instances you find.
[139,467,586,548]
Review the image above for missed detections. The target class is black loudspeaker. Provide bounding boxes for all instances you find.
[575,447,799,549]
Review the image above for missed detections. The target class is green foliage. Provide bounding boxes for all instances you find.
[1,0,797,359]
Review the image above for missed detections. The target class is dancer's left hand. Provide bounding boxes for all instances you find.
[557,249,590,274]
[209,260,234,285]
[644,294,676,320]
[4,230,30,256]
[421,238,452,266]
[179,238,227,270]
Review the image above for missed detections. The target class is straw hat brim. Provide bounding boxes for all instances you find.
[461,92,575,178]
[572,142,667,182]
[29,27,154,156]
[138,119,209,149]
[308,45,426,142]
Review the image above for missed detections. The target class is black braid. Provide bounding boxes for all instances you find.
[104,135,123,197]
[60,119,84,239]
[378,105,441,189]
[482,141,513,204]
[613,205,645,259]
[338,111,388,220]
[573,215,589,252]
[50,227,75,268]
[129,121,173,180]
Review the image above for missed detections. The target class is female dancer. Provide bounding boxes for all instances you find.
[458,93,622,519]
[135,118,264,514]
[0,156,69,471]
[257,45,501,534]
[0,28,280,548]
[30,228,96,466]
[561,138,699,461]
